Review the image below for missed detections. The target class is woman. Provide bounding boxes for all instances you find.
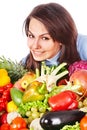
[21,2,87,72]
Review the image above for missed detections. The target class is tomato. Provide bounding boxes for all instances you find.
[0,112,8,125]
[70,69,87,96]
[6,83,13,88]
[0,101,7,111]
[19,128,29,130]
[80,115,87,130]
[10,117,27,130]
[0,87,6,94]
[2,89,11,101]
[10,128,18,130]
[57,79,67,86]
[0,97,5,103]
[0,123,10,130]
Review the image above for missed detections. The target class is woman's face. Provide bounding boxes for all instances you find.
[27,18,61,61]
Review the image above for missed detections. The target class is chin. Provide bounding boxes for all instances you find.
[33,57,44,61]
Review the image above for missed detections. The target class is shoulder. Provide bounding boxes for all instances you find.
[77,34,87,45]
[76,34,87,60]
[20,54,29,65]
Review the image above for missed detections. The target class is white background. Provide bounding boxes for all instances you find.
[0,0,87,62]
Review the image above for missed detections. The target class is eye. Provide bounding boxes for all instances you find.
[42,37,49,40]
[28,33,34,39]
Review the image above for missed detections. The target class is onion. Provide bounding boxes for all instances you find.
[70,69,87,96]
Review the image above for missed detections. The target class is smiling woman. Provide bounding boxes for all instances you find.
[27,18,61,61]
[0,0,87,62]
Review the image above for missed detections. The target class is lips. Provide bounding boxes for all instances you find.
[31,50,46,61]
[32,50,44,56]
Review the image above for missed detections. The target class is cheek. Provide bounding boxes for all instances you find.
[27,40,31,48]
[43,42,54,50]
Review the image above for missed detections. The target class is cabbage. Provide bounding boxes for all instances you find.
[68,60,87,76]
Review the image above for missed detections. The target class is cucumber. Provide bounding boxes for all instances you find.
[40,109,85,130]
[10,87,24,106]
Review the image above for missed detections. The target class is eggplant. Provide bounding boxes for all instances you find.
[40,109,85,130]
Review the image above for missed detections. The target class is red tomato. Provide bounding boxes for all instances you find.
[19,128,29,130]
[58,79,67,85]
[10,117,27,130]
[0,112,8,125]
[10,128,18,130]
[0,87,6,94]
[80,115,87,130]
[0,101,7,111]
[6,83,13,88]
[0,123,10,130]
[2,89,11,101]
[70,69,87,96]
[0,97,5,103]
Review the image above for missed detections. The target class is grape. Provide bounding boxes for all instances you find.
[23,118,28,124]
[31,107,38,112]
[78,101,83,108]
[39,107,46,113]
[83,98,87,106]
[32,111,40,119]
[40,113,44,118]
[26,111,32,117]
[27,116,33,123]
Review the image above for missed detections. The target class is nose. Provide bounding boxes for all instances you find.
[33,38,40,48]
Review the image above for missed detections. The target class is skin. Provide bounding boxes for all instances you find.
[27,18,62,61]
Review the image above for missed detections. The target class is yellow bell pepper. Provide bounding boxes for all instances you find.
[22,81,47,103]
[6,100,18,113]
[0,69,11,87]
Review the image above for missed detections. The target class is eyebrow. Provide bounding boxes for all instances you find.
[28,30,50,37]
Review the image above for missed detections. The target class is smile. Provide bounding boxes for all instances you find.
[32,50,44,55]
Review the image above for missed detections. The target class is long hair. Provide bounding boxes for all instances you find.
[24,2,80,71]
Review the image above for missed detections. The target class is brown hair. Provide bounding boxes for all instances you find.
[23,2,80,71]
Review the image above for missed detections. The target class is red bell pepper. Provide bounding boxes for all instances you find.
[0,83,13,112]
[48,90,78,111]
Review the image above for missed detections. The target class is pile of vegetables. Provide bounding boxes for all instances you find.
[0,69,13,112]
[0,56,28,83]
[1,57,87,130]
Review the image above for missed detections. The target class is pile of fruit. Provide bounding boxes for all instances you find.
[0,56,87,130]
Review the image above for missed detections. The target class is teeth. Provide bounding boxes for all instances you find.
[33,51,42,55]
[35,52,41,54]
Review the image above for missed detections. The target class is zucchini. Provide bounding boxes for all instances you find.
[40,109,85,130]
[10,87,24,106]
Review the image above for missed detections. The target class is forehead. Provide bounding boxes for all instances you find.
[29,18,48,35]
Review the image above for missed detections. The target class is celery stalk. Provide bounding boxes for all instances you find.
[36,68,40,78]
[51,62,67,76]
[55,70,68,80]
[41,61,46,76]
